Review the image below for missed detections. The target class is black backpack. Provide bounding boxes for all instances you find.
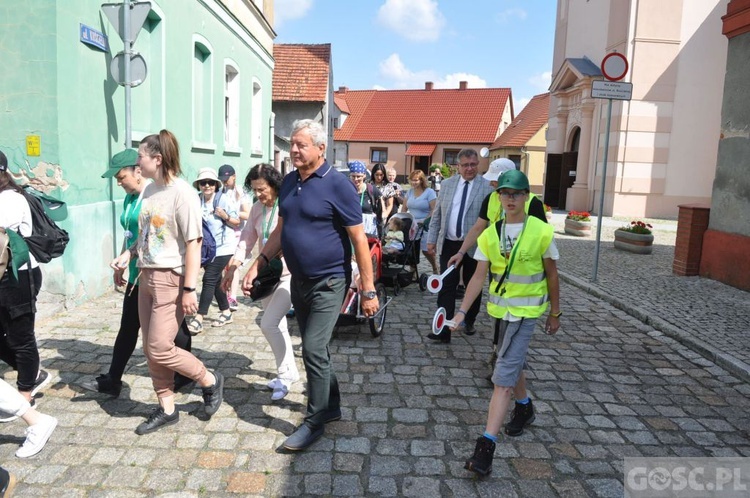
[22,186,69,263]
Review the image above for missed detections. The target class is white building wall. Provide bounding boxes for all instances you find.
[552,0,728,217]
[667,0,728,198]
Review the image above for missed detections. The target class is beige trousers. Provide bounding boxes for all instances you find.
[138,269,207,397]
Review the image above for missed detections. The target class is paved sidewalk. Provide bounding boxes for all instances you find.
[549,211,750,381]
[0,220,749,495]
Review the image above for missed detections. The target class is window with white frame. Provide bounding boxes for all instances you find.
[224,61,240,150]
[192,37,213,146]
[251,79,263,154]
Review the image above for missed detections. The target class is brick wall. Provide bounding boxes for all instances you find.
[673,204,710,276]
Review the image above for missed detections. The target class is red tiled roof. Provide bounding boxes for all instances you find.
[273,44,331,102]
[334,95,349,114]
[405,144,436,156]
[333,87,512,143]
[490,93,549,149]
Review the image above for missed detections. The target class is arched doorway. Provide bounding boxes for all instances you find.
[558,127,580,209]
[544,126,581,209]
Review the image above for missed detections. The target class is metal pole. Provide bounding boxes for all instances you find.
[591,98,613,282]
[124,0,132,148]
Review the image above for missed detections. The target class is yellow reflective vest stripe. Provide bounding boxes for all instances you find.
[487,192,537,224]
[477,216,553,319]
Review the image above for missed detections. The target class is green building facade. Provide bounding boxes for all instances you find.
[0,0,275,314]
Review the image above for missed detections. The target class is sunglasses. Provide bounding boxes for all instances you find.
[199,180,216,187]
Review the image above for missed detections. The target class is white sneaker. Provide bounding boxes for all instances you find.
[16,414,57,458]
[266,378,280,390]
[271,381,289,401]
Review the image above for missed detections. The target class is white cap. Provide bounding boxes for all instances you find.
[483,158,516,182]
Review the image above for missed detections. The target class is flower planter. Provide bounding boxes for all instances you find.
[614,228,654,254]
[564,218,591,237]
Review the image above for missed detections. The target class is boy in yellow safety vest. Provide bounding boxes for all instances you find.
[446,169,561,477]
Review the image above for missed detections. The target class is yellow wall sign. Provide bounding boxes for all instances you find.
[26,135,41,156]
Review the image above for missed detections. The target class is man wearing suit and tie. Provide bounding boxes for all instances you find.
[426,149,494,342]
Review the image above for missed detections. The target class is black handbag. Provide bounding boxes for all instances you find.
[250,257,283,301]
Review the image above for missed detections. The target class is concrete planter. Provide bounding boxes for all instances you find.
[564,218,591,237]
[614,229,654,254]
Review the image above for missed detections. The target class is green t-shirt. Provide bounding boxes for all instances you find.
[121,192,142,285]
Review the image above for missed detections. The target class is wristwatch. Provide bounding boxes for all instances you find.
[182,286,196,292]
[360,290,377,300]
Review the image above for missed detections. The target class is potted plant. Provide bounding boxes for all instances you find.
[544,204,552,221]
[564,211,591,236]
[614,220,654,254]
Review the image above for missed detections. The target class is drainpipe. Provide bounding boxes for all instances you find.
[269,112,275,168]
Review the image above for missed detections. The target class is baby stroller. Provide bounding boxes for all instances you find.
[336,236,391,337]
[380,213,428,295]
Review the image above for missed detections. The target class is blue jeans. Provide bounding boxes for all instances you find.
[290,275,346,429]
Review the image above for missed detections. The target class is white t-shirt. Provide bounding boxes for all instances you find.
[474,222,558,322]
[137,178,202,273]
[0,190,39,268]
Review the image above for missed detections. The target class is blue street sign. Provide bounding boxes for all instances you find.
[80,24,109,52]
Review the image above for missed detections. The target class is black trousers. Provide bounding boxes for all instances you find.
[109,283,192,382]
[0,267,42,392]
[197,254,232,316]
[437,239,481,337]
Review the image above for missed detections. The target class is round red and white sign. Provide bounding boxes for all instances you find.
[601,52,628,81]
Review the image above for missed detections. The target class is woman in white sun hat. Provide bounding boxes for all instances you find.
[187,168,239,334]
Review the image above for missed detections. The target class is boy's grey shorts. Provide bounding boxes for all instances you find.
[491,318,537,387]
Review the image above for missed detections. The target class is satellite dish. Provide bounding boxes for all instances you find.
[479,147,490,158]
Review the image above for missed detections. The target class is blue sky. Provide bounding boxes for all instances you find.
[274,0,557,111]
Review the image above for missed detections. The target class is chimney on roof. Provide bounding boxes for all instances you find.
[425,81,434,91]
[459,81,468,90]
[338,86,348,93]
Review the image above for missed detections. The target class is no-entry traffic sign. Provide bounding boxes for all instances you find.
[601,52,629,81]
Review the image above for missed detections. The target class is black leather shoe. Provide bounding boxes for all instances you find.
[202,371,224,417]
[135,407,179,435]
[426,332,451,343]
[282,424,324,451]
[464,323,477,336]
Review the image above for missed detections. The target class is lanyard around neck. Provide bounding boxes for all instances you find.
[262,199,278,239]
[495,215,528,294]
[122,189,145,233]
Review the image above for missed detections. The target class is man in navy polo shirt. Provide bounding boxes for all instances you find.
[242,119,379,451]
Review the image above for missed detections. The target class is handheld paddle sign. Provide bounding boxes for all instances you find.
[431,307,457,336]
[426,265,455,294]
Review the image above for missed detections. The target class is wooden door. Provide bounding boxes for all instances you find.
[544,154,562,207]
[558,152,578,209]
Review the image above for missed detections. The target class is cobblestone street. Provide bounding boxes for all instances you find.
[1,215,749,496]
